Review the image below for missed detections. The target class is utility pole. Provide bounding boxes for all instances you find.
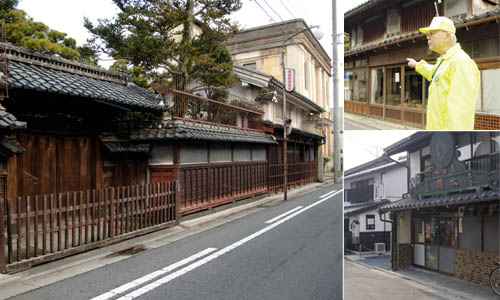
[332,0,342,184]
[281,49,288,201]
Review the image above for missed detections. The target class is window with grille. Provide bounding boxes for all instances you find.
[366,214,375,230]
[401,0,437,34]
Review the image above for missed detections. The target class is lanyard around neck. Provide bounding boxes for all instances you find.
[431,59,444,81]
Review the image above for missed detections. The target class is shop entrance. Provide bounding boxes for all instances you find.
[414,216,456,274]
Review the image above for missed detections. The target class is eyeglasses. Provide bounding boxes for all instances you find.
[425,31,444,39]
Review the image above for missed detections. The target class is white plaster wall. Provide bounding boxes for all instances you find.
[386,8,400,36]
[381,166,408,201]
[409,150,420,178]
[346,209,391,233]
[444,0,468,19]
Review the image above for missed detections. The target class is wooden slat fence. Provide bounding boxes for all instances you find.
[179,162,268,214]
[0,181,177,273]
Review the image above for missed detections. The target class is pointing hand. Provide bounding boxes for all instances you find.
[407,58,417,68]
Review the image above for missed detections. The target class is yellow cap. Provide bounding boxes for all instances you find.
[419,17,456,34]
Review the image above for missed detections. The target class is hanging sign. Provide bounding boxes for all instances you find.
[284,68,295,92]
[374,182,385,200]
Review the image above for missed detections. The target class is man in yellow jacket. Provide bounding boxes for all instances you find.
[407,17,480,130]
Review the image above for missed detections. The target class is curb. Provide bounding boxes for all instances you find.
[345,257,477,300]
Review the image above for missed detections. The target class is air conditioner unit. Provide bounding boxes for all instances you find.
[374,242,386,254]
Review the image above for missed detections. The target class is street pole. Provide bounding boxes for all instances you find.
[281,49,288,201]
[332,0,342,184]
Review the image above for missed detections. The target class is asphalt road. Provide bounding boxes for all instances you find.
[10,184,343,300]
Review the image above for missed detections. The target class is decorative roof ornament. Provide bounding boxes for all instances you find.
[410,132,498,200]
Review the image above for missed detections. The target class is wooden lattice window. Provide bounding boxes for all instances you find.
[401,0,437,34]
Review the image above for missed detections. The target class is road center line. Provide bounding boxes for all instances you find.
[116,189,343,300]
[320,189,338,199]
[264,206,303,224]
[90,247,217,300]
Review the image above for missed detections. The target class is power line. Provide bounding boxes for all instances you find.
[252,0,276,23]
[285,0,311,24]
[262,0,284,22]
[279,0,296,19]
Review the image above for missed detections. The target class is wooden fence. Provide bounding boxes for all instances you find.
[0,181,177,273]
[178,162,268,214]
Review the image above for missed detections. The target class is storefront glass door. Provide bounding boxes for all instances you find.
[438,218,455,274]
[414,216,456,274]
[425,216,439,270]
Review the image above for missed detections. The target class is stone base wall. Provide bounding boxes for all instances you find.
[455,249,500,286]
[391,243,412,270]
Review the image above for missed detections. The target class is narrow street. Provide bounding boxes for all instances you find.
[7,184,343,300]
[345,260,455,300]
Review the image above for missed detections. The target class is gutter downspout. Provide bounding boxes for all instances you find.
[379,211,394,267]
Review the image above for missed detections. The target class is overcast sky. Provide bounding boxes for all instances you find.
[344,131,417,170]
[16,0,347,66]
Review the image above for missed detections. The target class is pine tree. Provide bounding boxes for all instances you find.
[0,1,98,64]
[84,0,242,97]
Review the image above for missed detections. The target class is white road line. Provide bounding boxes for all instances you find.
[116,189,343,300]
[89,247,217,300]
[264,206,304,224]
[320,189,338,199]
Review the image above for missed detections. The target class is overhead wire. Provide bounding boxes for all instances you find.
[245,0,321,77]
[279,0,296,19]
[284,0,311,24]
[251,0,276,23]
[262,0,284,22]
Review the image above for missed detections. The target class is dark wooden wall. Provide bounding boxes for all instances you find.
[7,134,97,204]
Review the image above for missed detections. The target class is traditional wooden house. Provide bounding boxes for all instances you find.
[379,131,499,286]
[0,43,278,272]
[344,0,500,129]
[344,156,407,253]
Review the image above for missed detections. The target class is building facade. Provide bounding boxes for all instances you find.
[227,19,334,171]
[344,156,407,253]
[344,0,500,129]
[379,131,499,286]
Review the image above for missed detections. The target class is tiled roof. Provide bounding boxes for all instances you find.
[0,135,26,155]
[255,91,277,102]
[378,190,500,213]
[267,121,325,142]
[0,109,26,130]
[345,160,406,180]
[3,43,166,112]
[8,60,165,111]
[129,121,277,144]
[344,199,390,216]
[102,142,151,154]
[345,6,500,56]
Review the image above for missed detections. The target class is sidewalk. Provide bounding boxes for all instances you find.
[345,253,496,300]
[344,112,422,130]
[0,177,341,300]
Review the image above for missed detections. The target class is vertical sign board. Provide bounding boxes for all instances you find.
[284,68,295,92]
[374,182,384,200]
